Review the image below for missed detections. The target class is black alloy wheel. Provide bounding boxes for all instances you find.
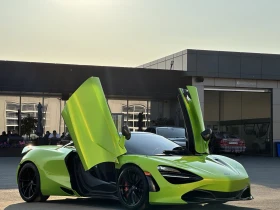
[117,165,149,210]
[18,162,49,202]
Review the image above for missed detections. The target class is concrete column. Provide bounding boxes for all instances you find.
[272,88,280,157]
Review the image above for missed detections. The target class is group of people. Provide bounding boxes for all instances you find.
[0,130,24,148]
[0,129,71,147]
[40,130,71,145]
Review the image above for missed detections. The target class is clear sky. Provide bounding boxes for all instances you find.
[1,0,280,67]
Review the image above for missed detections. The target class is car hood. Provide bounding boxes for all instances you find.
[147,154,248,179]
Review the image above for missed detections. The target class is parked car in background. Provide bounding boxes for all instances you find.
[145,126,187,147]
[209,131,246,156]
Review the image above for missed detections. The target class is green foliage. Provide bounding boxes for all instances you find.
[21,115,38,138]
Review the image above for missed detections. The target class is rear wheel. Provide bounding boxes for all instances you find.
[18,162,49,202]
[117,165,149,210]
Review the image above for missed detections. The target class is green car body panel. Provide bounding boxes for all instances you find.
[16,77,253,205]
[61,77,127,171]
[178,86,209,154]
[17,145,77,196]
[117,154,250,204]
[17,145,251,203]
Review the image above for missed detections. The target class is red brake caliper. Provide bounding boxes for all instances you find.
[124,181,129,197]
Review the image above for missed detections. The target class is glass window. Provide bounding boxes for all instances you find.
[43,97,61,135]
[125,133,180,155]
[108,99,128,130]
[20,96,43,139]
[2,96,21,134]
[0,96,23,149]
[127,100,150,131]
[156,127,186,138]
[6,102,20,111]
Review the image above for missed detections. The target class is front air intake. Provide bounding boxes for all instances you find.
[158,166,203,184]
[181,188,246,203]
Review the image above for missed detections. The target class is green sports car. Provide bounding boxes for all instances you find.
[16,77,253,209]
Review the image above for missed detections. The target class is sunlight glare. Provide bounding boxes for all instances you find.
[58,0,116,8]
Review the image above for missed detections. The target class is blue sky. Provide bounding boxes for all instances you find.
[0,0,280,67]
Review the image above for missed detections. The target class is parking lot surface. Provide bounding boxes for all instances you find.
[0,156,280,210]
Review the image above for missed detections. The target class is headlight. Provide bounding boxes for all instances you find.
[158,166,181,173]
[157,165,203,184]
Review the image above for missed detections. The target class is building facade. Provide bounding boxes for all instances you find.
[138,49,280,157]
[1,48,280,157]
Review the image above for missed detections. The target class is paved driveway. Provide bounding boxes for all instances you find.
[0,156,280,210]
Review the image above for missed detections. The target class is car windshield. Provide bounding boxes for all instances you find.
[125,132,182,156]
[156,127,185,138]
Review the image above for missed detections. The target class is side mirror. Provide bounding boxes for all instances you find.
[201,128,213,141]
[122,125,131,140]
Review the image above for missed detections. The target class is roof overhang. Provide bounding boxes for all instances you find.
[0,61,192,100]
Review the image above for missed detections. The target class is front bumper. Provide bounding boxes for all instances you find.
[181,185,253,204]
[148,176,252,205]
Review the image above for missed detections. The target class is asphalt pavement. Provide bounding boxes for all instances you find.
[0,156,280,210]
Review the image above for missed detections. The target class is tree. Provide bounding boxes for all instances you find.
[21,114,38,139]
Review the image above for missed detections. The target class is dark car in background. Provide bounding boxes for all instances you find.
[145,126,187,147]
[209,131,246,156]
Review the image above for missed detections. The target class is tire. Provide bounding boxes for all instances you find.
[18,162,50,202]
[117,165,149,210]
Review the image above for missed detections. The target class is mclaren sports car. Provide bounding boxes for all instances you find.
[16,77,253,209]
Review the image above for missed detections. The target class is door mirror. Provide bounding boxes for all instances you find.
[201,128,213,141]
[122,125,131,140]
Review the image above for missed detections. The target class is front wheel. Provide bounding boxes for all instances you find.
[18,162,50,202]
[117,165,149,210]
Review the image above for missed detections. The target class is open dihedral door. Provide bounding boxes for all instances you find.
[178,86,209,154]
[62,77,127,171]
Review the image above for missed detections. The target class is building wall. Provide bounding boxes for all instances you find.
[194,77,275,121]
[137,50,188,71]
[185,49,280,80]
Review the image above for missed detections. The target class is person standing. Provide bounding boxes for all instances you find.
[138,112,144,131]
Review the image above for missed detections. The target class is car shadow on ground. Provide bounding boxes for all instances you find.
[5,198,260,210]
